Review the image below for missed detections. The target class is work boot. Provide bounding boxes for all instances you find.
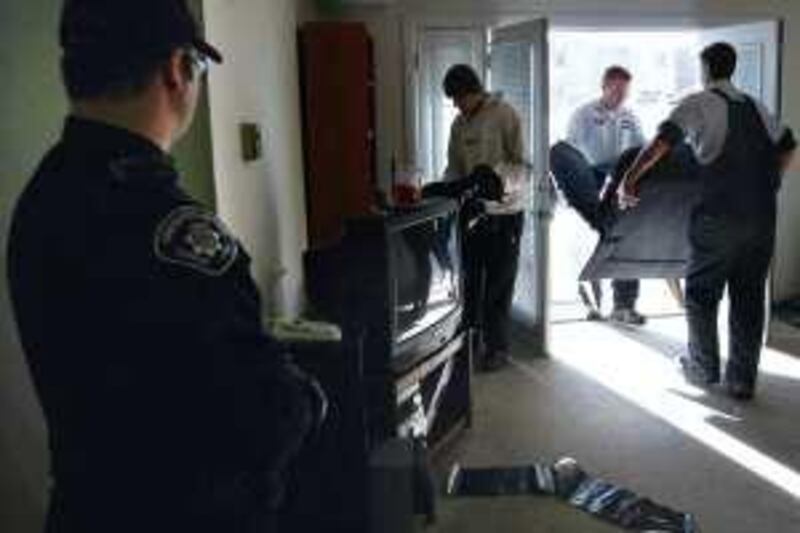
[609,308,647,326]
[725,381,755,401]
[677,356,720,387]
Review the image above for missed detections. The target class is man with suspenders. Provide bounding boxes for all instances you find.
[619,42,796,400]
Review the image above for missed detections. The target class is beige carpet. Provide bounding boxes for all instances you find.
[431,318,800,533]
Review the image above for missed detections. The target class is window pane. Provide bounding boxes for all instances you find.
[550,31,702,144]
[418,30,483,181]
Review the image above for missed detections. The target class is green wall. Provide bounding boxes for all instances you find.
[0,1,215,531]
[0,2,64,530]
[174,85,217,208]
[175,0,217,208]
[0,2,65,210]
[0,1,216,212]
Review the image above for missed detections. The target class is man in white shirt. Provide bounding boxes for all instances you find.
[565,66,647,325]
[620,43,796,400]
[567,67,646,174]
[442,64,528,371]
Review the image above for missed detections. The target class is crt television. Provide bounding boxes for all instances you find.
[343,198,464,373]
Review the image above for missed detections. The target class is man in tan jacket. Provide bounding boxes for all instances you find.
[443,64,528,371]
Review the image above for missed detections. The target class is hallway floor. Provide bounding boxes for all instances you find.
[433,317,800,532]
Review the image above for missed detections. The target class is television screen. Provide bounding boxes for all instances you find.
[390,210,461,345]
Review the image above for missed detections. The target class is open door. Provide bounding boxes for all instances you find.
[577,19,784,308]
[488,19,551,356]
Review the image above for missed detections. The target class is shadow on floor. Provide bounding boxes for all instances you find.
[598,320,687,361]
[431,319,800,533]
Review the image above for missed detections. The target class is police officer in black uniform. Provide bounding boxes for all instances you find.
[619,42,797,400]
[7,1,324,531]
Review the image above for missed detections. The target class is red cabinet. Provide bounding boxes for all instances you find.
[299,22,377,249]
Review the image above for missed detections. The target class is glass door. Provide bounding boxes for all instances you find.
[416,28,487,182]
[488,19,552,356]
[698,20,782,113]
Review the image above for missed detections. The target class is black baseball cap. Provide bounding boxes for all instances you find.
[60,0,223,66]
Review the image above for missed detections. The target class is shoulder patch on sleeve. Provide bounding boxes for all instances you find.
[154,205,239,276]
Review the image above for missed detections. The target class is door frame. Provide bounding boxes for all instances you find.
[489,19,552,356]
[413,26,488,180]
[404,12,786,355]
[406,14,553,355]
[547,16,786,316]
[402,12,549,169]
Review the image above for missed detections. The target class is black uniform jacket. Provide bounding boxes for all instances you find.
[7,117,313,532]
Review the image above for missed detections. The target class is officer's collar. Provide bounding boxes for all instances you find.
[62,116,171,164]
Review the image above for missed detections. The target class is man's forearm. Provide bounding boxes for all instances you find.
[625,138,672,188]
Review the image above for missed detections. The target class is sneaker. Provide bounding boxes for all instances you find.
[578,284,602,321]
[586,308,604,321]
[552,457,588,499]
[677,356,720,387]
[725,382,755,401]
[609,308,647,326]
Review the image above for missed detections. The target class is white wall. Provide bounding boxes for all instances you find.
[203,0,316,317]
[345,0,800,301]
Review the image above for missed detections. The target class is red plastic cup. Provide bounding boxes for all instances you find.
[392,183,421,206]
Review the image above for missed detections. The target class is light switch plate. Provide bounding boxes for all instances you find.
[240,123,263,162]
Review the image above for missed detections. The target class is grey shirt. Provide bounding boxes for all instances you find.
[567,99,646,167]
[665,80,788,165]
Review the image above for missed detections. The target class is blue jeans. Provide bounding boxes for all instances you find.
[550,143,640,310]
